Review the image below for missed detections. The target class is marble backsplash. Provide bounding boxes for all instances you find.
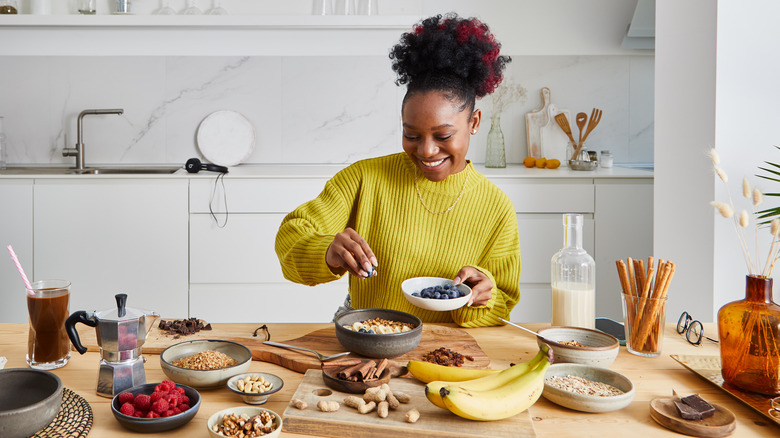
[0,54,653,167]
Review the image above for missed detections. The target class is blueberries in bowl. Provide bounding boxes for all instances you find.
[412,284,468,300]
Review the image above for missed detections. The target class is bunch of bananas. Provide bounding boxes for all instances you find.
[407,347,552,421]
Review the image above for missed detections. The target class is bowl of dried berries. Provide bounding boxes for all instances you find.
[334,309,422,358]
[207,406,282,438]
[160,339,252,389]
[401,277,472,311]
[111,380,201,432]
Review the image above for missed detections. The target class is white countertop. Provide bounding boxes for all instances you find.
[0,164,653,179]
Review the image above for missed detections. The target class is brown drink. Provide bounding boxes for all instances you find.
[26,280,71,369]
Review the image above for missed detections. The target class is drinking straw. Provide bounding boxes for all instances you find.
[6,245,34,296]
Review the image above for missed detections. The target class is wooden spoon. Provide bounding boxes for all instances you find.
[579,108,603,145]
[553,113,578,147]
[576,112,587,148]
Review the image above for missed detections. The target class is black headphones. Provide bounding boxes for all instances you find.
[185,158,228,174]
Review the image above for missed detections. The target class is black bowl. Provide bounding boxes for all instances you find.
[0,369,63,438]
[111,382,201,433]
[334,308,422,358]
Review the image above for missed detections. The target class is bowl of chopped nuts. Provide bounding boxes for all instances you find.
[401,277,472,311]
[334,309,422,358]
[542,363,634,413]
[536,326,619,368]
[207,406,282,438]
[160,339,252,389]
[226,372,284,405]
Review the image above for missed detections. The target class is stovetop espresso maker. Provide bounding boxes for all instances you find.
[65,293,157,397]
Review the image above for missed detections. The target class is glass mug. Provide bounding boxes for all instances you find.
[26,280,71,370]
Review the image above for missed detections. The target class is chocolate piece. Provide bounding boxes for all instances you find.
[674,400,702,420]
[681,394,716,418]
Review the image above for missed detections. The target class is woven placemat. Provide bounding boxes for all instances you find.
[31,387,93,438]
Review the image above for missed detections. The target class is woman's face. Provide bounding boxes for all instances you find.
[401,91,481,182]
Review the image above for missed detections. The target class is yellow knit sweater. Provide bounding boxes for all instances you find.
[275,153,521,327]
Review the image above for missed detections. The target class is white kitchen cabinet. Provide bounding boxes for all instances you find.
[0,179,33,323]
[32,179,188,316]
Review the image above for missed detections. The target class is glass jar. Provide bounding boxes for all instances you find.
[485,116,506,168]
[718,275,780,395]
[600,150,613,168]
[551,213,595,329]
[0,1,18,14]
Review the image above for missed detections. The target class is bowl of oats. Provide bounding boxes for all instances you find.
[334,309,422,358]
[542,363,634,413]
[536,326,619,368]
[160,339,252,389]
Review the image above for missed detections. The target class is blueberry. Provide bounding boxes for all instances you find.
[443,284,451,290]
[440,294,449,299]
[434,285,443,292]
[458,289,467,297]
[358,328,367,333]
[433,291,441,299]
[449,290,459,299]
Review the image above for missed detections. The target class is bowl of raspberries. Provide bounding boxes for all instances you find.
[401,277,472,311]
[111,380,201,432]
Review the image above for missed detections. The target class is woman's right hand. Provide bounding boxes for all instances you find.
[326,227,378,278]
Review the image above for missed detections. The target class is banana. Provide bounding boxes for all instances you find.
[425,349,545,410]
[407,360,499,384]
[439,353,551,421]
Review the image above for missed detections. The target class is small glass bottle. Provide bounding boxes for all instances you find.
[485,116,506,168]
[0,116,7,170]
[154,0,176,15]
[206,0,227,15]
[600,150,613,168]
[551,213,596,329]
[180,0,202,15]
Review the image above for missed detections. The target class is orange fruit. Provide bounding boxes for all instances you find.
[546,159,561,169]
[523,156,536,168]
[535,158,547,168]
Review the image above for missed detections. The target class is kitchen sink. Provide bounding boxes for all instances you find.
[0,166,182,175]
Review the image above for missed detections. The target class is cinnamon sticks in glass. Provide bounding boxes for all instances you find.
[617,257,675,356]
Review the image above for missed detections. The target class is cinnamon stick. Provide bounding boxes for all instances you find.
[337,360,376,381]
[322,359,363,368]
[638,262,674,351]
[375,358,388,377]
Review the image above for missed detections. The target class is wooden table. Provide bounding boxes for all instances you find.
[0,323,774,437]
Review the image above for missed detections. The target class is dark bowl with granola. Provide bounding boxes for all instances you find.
[334,309,423,358]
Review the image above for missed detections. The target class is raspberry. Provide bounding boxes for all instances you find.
[145,411,160,419]
[150,391,164,403]
[163,409,175,417]
[179,403,190,412]
[133,394,151,412]
[166,391,180,407]
[151,398,169,415]
[175,386,185,394]
[154,384,169,393]
[162,380,176,391]
[172,407,182,415]
[133,411,144,418]
[180,395,190,405]
[117,392,134,405]
[119,402,135,416]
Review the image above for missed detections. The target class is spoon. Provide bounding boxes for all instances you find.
[263,341,351,362]
[575,112,587,148]
[498,318,557,344]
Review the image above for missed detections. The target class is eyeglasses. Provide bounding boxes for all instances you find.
[677,311,719,346]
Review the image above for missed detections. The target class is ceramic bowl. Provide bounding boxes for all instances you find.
[111,382,201,432]
[226,372,284,405]
[160,339,252,388]
[401,277,472,311]
[334,308,422,358]
[537,326,620,368]
[207,406,282,438]
[320,360,392,394]
[542,363,634,413]
[0,369,63,438]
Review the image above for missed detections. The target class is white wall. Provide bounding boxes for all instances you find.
[654,0,716,322]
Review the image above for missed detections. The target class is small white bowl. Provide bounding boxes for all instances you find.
[207,406,282,438]
[226,373,284,405]
[536,326,620,368]
[542,363,634,413]
[401,277,472,311]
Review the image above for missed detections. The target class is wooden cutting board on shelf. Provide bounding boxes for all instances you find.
[525,87,551,158]
[82,319,491,375]
[283,369,537,438]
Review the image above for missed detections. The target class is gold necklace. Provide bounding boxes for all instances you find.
[414,166,470,215]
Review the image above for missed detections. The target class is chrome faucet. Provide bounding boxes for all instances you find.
[63,109,124,170]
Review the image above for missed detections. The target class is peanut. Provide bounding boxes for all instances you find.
[377,401,389,418]
[236,374,273,394]
[393,391,411,403]
[290,398,307,410]
[363,386,387,403]
[386,390,400,410]
[405,408,420,423]
[358,401,377,414]
[317,400,340,412]
[343,396,365,409]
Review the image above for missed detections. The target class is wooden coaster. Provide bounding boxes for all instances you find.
[650,397,736,437]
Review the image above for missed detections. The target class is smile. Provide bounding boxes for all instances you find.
[421,158,446,167]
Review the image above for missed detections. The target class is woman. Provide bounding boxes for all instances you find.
[275,13,520,327]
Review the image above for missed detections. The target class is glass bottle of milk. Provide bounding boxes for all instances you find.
[551,213,595,328]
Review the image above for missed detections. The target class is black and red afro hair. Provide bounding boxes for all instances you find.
[389,12,511,111]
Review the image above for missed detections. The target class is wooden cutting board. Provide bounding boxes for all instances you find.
[283,369,537,438]
[525,87,551,158]
[540,103,571,163]
[82,319,491,375]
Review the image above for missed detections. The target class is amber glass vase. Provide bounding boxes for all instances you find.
[717,275,780,395]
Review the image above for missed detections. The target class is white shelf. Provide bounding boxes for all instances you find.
[0,15,421,56]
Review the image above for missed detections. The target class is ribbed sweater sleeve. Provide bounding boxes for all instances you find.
[275,153,521,327]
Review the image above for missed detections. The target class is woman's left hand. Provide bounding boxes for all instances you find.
[453,267,493,306]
